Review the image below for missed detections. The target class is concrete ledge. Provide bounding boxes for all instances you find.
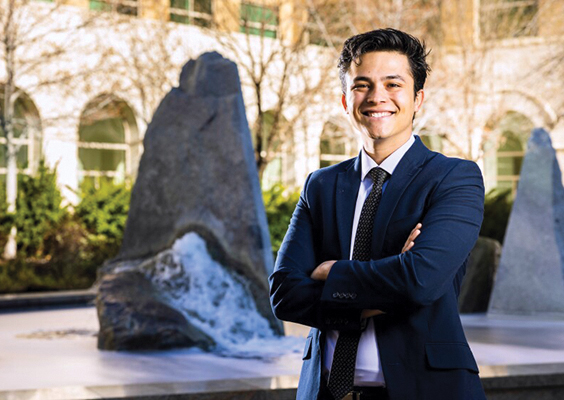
[2,367,564,400]
[482,363,564,400]
[0,289,96,310]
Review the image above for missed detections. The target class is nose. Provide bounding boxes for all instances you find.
[366,84,387,104]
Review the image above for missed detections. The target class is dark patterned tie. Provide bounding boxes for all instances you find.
[327,167,389,400]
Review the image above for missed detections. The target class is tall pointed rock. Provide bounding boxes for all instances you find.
[488,128,564,317]
[97,52,282,352]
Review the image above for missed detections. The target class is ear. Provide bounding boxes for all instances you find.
[414,90,424,112]
[341,93,348,113]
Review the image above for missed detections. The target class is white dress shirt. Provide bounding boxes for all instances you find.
[323,135,416,387]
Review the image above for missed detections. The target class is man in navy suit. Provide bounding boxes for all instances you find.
[269,29,487,399]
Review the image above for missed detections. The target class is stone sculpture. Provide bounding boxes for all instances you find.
[488,128,564,317]
[97,52,283,352]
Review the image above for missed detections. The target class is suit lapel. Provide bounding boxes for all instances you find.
[371,137,432,258]
[336,155,361,259]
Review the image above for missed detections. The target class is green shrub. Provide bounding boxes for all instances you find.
[480,188,513,244]
[0,174,132,293]
[13,160,68,256]
[74,180,131,262]
[263,184,300,258]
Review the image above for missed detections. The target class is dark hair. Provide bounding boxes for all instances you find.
[338,28,431,95]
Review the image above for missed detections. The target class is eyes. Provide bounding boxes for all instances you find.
[352,82,402,91]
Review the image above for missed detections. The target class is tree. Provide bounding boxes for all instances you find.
[207,0,348,182]
[0,0,98,258]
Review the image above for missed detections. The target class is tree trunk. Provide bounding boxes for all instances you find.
[2,3,18,260]
[3,134,18,260]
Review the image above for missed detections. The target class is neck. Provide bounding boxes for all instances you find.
[364,135,411,164]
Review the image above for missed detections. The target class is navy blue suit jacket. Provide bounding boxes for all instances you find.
[269,137,487,399]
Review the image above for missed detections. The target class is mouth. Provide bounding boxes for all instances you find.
[362,111,394,119]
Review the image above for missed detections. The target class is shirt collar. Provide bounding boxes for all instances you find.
[360,135,415,181]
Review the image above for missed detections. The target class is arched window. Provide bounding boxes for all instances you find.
[319,121,357,168]
[484,111,534,195]
[78,95,140,187]
[0,88,42,179]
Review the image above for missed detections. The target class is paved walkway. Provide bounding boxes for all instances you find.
[1,306,564,398]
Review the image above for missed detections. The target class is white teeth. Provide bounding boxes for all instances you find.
[368,112,392,118]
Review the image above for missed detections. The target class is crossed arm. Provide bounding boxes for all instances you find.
[269,160,484,330]
[310,223,422,318]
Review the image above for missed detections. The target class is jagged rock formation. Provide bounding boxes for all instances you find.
[97,52,282,351]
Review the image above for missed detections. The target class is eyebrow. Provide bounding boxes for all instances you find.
[352,75,407,83]
[384,74,406,82]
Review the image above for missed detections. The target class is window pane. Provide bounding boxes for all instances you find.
[497,155,523,176]
[171,0,189,9]
[0,98,35,139]
[262,157,281,189]
[240,2,278,38]
[242,4,277,24]
[81,175,116,188]
[171,14,190,24]
[480,0,538,39]
[496,180,513,191]
[170,0,211,26]
[117,4,138,16]
[80,118,125,144]
[194,0,211,14]
[79,148,125,171]
[0,145,29,169]
[90,0,111,11]
[498,132,523,152]
[320,136,346,155]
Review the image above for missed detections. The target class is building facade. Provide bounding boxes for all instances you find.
[1,0,563,204]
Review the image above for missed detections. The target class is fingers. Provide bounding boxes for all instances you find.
[402,223,422,253]
[310,260,336,281]
[361,309,385,318]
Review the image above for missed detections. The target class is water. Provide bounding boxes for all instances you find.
[141,232,302,359]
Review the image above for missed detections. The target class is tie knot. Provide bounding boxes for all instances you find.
[369,167,388,186]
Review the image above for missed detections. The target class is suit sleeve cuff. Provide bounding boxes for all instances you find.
[319,260,363,331]
[320,260,359,305]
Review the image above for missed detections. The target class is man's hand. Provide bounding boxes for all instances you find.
[402,223,422,253]
[311,260,336,281]
[361,309,385,318]
[362,223,422,318]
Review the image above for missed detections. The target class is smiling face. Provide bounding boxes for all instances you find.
[342,51,424,159]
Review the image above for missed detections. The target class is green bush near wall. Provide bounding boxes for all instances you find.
[13,161,67,257]
[0,163,131,294]
[74,180,131,264]
[263,184,300,259]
